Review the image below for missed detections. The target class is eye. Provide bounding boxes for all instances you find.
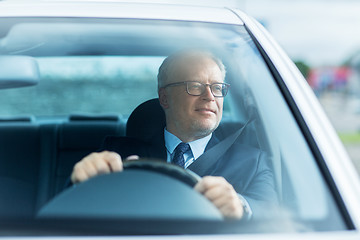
[212,84,223,93]
[188,82,202,90]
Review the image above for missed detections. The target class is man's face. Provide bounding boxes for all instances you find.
[159,56,224,142]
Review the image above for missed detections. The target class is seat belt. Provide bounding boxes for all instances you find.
[187,118,253,176]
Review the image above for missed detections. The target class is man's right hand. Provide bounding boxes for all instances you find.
[71,151,138,184]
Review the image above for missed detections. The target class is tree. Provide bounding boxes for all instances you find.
[294,60,311,79]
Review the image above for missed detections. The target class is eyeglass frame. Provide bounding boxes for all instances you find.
[161,81,230,97]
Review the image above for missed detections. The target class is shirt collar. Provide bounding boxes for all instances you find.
[164,128,212,160]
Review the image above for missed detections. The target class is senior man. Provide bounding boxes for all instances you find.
[70,50,277,219]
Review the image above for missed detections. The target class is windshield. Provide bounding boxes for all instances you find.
[0,17,348,235]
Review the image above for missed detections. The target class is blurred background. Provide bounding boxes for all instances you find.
[243,0,360,173]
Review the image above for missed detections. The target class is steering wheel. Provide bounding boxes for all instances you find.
[123,159,200,187]
[38,159,222,220]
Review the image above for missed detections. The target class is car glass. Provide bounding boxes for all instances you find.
[0,17,348,234]
[0,56,162,117]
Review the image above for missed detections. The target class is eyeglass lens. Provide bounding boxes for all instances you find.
[187,82,227,97]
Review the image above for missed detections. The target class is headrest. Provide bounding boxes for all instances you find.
[126,98,166,141]
[0,115,34,122]
[69,114,120,121]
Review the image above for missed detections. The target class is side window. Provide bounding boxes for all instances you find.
[0,56,163,117]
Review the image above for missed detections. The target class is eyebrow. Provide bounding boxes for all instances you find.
[185,79,224,83]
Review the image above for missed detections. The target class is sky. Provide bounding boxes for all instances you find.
[243,0,360,67]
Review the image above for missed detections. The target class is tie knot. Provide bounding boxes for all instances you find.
[175,142,190,154]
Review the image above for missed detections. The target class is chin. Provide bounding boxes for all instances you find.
[191,121,219,137]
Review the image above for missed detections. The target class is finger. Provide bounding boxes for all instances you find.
[71,151,121,184]
[194,176,217,193]
[71,163,90,183]
[126,155,140,161]
[194,176,228,194]
[194,176,243,219]
[212,193,238,209]
[83,158,100,178]
[194,181,205,193]
[207,182,238,208]
[93,157,111,175]
[102,151,123,172]
[219,201,244,219]
[213,190,243,219]
[204,186,227,202]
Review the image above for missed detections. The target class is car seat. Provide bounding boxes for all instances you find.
[126,98,166,141]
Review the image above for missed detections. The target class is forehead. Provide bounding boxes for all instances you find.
[170,56,223,83]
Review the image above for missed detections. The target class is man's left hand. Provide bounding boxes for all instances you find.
[194,176,244,219]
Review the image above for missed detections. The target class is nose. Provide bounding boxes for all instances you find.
[201,85,215,101]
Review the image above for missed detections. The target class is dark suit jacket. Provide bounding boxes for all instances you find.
[100,128,278,218]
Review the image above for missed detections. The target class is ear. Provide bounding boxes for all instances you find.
[158,88,169,109]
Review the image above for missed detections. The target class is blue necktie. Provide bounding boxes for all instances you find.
[172,142,190,168]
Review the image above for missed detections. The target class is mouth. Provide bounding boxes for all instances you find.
[195,108,216,114]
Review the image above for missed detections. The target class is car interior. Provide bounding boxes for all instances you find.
[0,16,350,234]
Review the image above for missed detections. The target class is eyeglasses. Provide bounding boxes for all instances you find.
[162,81,230,97]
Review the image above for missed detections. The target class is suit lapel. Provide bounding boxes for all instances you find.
[204,132,220,151]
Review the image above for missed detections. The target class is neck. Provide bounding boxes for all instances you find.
[166,128,212,143]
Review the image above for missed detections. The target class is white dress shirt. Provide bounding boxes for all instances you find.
[164,128,212,168]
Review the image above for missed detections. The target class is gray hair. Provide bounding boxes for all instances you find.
[157,50,226,89]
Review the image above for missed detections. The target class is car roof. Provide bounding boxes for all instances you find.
[0,0,244,25]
